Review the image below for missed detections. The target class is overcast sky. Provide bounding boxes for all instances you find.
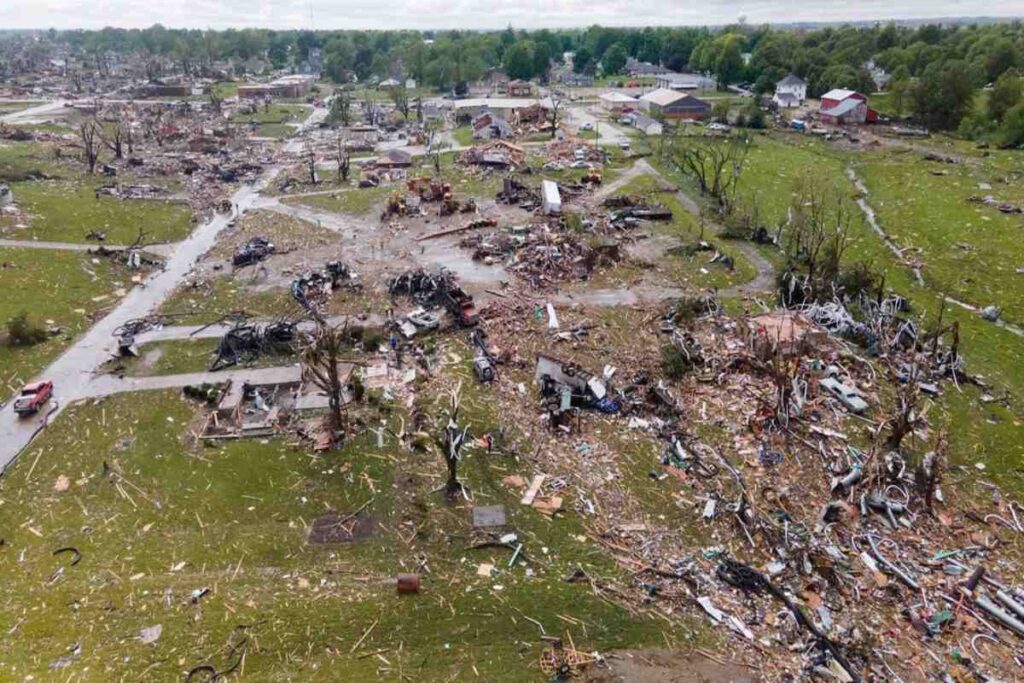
[3,0,1024,31]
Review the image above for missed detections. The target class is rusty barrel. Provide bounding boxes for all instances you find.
[396,573,420,594]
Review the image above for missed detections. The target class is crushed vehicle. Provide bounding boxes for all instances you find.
[232,236,275,267]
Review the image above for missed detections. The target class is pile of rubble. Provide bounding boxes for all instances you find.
[387,268,479,331]
[290,260,360,322]
[461,222,620,286]
[458,141,526,170]
[449,291,1024,681]
[210,319,297,371]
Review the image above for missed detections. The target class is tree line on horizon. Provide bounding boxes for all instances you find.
[3,22,1024,144]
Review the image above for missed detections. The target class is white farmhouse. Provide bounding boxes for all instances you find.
[773,74,807,109]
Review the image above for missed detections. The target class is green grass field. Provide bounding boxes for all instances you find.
[452,125,475,147]
[230,103,308,139]
[610,173,758,291]
[0,140,195,244]
[853,148,1024,323]
[282,185,390,216]
[159,276,299,325]
[7,179,194,244]
[0,247,136,397]
[0,372,688,680]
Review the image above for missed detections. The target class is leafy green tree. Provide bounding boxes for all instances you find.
[573,46,593,74]
[997,100,1024,148]
[712,34,746,88]
[911,60,977,129]
[988,70,1023,123]
[602,43,628,75]
[532,41,553,81]
[503,39,535,80]
[984,38,1019,83]
[888,78,912,117]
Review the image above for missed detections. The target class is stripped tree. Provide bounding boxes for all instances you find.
[335,132,351,183]
[78,119,101,173]
[299,323,351,437]
[884,362,924,452]
[547,91,564,139]
[304,141,318,185]
[437,383,469,498]
[664,128,749,213]
[388,85,410,121]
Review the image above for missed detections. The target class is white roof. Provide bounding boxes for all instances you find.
[600,92,637,103]
[640,88,688,107]
[821,88,858,101]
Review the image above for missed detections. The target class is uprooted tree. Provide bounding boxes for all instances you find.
[436,383,469,498]
[663,128,749,213]
[299,323,352,436]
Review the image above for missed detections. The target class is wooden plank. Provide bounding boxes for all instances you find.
[520,474,545,506]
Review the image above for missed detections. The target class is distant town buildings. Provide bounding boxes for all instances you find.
[238,74,315,99]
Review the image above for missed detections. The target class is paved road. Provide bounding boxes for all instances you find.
[0,99,67,124]
[566,104,630,144]
[0,105,329,474]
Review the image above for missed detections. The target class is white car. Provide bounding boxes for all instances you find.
[579,122,594,131]
[618,139,631,150]
[819,377,869,414]
[707,122,731,132]
[569,160,592,169]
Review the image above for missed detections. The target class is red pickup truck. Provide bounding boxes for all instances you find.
[13,380,53,416]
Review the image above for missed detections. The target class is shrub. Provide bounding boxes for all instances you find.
[348,369,366,402]
[6,311,48,347]
[837,260,883,299]
[661,344,690,380]
[362,329,384,352]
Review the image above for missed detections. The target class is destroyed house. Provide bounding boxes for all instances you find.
[534,354,613,411]
[463,140,526,169]
[507,79,533,97]
[471,111,514,139]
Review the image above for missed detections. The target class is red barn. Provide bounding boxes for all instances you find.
[819,89,877,124]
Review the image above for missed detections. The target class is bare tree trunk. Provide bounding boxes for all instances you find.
[79,119,100,174]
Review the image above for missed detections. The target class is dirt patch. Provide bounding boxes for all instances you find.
[307,509,378,544]
[587,649,758,683]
